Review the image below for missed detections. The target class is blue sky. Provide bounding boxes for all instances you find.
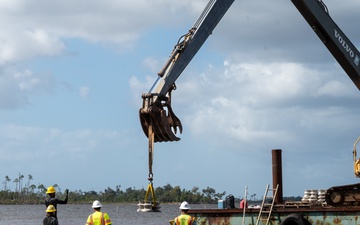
[1,0,360,200]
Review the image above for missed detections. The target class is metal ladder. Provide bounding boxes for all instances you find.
[255,184,279,225]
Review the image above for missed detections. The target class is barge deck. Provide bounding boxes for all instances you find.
[189,203,360,225]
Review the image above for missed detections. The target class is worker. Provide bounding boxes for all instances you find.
[240,198,248,209]
[86,200,112,225]
[45,186,69,218]
[43,205,59,225]
[174,201,195,225]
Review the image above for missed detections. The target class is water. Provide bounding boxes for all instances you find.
[0,203,215,225]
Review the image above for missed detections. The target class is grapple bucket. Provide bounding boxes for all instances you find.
[139,103,182,143]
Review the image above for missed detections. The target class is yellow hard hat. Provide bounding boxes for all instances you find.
[46,186,56,194]
[46,205,56,212]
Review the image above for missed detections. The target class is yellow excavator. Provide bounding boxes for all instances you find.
[324,136,360,207]
[353,136,360,177]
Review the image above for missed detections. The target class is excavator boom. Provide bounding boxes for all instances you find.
[292,0,360,90]
[137,0,234,212]
[140,0,234,142]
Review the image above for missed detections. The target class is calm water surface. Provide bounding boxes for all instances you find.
[0,203,216,225]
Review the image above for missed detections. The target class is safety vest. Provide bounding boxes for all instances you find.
[86,211,112,225]
[175,214,194,225]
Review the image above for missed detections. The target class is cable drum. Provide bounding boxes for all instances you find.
[325,187,345,207]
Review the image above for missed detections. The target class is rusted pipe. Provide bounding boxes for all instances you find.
[272,149,283,204]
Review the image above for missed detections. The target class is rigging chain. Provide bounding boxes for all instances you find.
[144,122,157,207]
[148,122,154,182]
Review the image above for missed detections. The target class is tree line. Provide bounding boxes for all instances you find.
[0,173,230,204]
[1,173,302,204]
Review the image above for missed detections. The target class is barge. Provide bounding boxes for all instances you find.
[188,150,360,225]
[189,206,360,225]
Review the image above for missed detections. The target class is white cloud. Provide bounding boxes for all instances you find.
[0,124,127,162]
[0,68,55,109]
[316,80,353,97]
[167,60,360,151]
[0,28,65,65]
[79,86,90,98]
[0,0,205,110]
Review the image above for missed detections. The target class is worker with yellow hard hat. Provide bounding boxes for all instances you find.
[43,205,59,225]
[45,185,69,220]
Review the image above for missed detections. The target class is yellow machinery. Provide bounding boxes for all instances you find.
[325,136,360,207]
[353,136,360,177]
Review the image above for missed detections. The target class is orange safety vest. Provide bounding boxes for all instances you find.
[86,211,112,225]
[175,214,194,225]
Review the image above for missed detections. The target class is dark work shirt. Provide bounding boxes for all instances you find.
[45,196,68,218]
[43,216,59,225]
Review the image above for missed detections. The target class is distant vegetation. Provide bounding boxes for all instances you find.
[0,173,301,204]
[0,173,229,204]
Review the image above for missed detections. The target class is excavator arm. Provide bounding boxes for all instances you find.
[292,0,360,207]
[139,0,234,143]
[137,0,234,212]
[291,0,360,90]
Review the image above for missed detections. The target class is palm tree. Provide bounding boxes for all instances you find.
[53,184,61,193]
[13,178,19,195]
[4,176,11,191]
[27,175,33,188]
[29,184,37,193]
[37,184,46,194]
[26,174,33,193]
[18,173,24,193]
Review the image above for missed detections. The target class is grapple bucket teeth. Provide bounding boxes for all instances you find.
[139,105,182,142]
[165,103,183,135]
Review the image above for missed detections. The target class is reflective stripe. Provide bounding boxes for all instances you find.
[104,213,112,225]
[101,213,105,225]
[86,215,94,225]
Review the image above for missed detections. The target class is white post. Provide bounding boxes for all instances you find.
[242,185,248,225]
